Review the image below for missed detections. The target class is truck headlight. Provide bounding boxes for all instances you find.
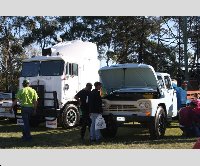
[102,101,106,108]
[138,101,151,109]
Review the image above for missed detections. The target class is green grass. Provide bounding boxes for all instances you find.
[0,119,198,149]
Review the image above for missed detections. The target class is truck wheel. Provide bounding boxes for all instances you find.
[100,115,118,138]
[149,106,166,140]
[61,105,80,129]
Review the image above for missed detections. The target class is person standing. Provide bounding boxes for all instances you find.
[89,81,103,144]
[74,83,93,143]
[179,101,200,137]
[11,79,38,141]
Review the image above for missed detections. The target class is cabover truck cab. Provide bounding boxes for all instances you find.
[16,40,100,128]
[99,63,178,139]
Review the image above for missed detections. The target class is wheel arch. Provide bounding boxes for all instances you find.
[61,101,79,113]
[157,103,167,117]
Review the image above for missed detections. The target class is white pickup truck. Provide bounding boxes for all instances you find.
[99,63,178,139]
[0,92,15,119]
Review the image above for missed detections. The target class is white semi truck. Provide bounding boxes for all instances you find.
[99,63,178,139]
[16,40,100,128]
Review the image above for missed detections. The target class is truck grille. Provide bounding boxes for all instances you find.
[107,105,137,111]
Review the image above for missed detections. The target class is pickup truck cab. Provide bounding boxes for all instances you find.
[99,63,177,139]
[0,92,15,119]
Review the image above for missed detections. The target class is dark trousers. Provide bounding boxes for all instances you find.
[180,126,200,137]
[21,107,33,139]
[80,114,91,139]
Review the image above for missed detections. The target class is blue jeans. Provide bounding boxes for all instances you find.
[90,113,102,141]
[21,107,33,139]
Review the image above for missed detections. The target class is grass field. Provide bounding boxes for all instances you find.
[0,118,198,149]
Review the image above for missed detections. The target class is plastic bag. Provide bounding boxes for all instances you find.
[95,114,106,130]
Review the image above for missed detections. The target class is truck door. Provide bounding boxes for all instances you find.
[64,63,79,100]
[163,75,177,117]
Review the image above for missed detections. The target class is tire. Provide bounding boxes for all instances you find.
[100,115,118,138]
[148,106,166,140]
[61,105,80,129]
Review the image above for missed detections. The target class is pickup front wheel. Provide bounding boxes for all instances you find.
[148,106,166,140]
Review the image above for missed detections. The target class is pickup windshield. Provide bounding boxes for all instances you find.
[21,60,64,77]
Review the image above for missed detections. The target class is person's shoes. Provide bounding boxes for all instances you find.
[96,139,102,144]
[181,132,186,137]
[80,138,85,144]
[21,136,32,142]
[90,139,96,145]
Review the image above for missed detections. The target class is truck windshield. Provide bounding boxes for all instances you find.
[21,60,64,77]
[21,61,40,77]
[40,60,64,76]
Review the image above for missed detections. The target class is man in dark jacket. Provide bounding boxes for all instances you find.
[89,81,103,143]
[75,83,92,143]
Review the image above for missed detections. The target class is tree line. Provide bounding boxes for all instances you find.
[0,16,199,91]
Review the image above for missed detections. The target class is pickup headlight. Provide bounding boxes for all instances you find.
[138,101,151,109]
[102,100,107,108]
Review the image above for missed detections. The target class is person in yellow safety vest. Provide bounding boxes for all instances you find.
[11,79,38,141]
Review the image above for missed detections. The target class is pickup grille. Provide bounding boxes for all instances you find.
[107,105,137,111]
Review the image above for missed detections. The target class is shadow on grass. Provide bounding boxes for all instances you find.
[0,119,197,149]
[101,125,197,147]
[0,119,83,148]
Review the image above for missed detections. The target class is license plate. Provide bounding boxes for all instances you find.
[17,109,21,113]
[117,117,125,121]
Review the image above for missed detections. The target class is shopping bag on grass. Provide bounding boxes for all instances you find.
[95,114,106,130]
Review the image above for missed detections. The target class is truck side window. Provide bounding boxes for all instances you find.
[164,76,171,89]
[157,76,164,88]
[72,63,78,76]
[68,63,78,76]
[66,62,69,75]
[69,63,72,75]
